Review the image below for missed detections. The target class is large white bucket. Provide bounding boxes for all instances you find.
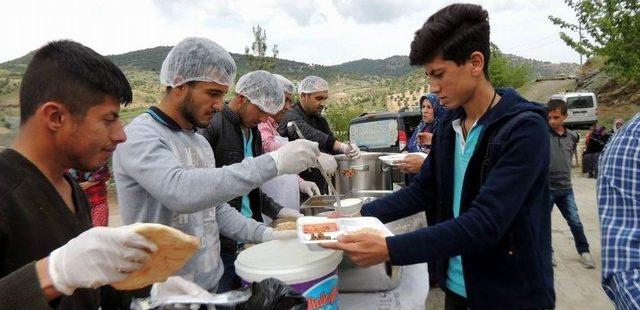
[235,239,343,309]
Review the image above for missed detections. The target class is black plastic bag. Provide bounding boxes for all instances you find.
[236,278,307,310]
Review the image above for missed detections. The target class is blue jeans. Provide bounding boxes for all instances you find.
[550,188,590,253]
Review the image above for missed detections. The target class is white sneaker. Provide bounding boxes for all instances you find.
[580,252,595,269]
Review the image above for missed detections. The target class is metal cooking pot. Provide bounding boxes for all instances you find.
[334,152,394,195]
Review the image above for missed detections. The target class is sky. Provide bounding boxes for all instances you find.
[0,0,582,65]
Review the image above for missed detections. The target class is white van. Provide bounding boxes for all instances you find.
[549,92,598,128]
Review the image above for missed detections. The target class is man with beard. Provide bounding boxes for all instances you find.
[202,70,319,291]
[0,40,156,309]
[258,73,335,211]
[112,38,321,293]
[278,75,360,195]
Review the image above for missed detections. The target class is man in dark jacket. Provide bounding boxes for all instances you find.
[0,40,156,309]
[202,70,304,292]
[323,4,554,309]
[278,75,360,194]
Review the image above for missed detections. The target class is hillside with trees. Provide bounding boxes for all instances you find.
[0,25,582,144]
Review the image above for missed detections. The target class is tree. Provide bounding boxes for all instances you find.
[325,104,365,141]
[549,0,640,81]
[489,43,532,88]
[244,25,279,71]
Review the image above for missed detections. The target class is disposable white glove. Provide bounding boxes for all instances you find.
[48,226,157,295]
[299,180,321,197]
[268,139,320,176]
[261,227,297,242]
[339,143,362,160]
[277,207,304,219]
[317,153,338,175]
[150,276,216,310]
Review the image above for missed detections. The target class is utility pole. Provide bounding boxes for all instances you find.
[579,19,583,66]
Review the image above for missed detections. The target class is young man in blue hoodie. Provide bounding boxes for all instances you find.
[323,3,554,309]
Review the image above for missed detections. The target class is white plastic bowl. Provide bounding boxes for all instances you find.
[333,198,363,216]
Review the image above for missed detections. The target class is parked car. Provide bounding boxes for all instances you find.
[348,110,422,187]
[549,92,598,128]
[348,110,422,153]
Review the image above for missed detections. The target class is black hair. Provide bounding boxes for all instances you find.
[19,40,132,124]
[547,99,568,115]
[409,3,491,79]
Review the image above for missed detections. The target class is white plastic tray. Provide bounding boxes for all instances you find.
[296,217,394,250]
[379,153,427,166]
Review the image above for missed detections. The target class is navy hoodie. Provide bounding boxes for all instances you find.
[362,88,554,309]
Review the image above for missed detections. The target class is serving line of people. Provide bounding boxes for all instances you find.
[0,4,551,310]
[112,38,329,296]
[5,3,639,310]
[0,36,326,309]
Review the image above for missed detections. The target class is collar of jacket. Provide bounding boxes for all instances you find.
[294,102,317,120]
[440,88,547,133]
[222,104,241,126]
[146,106,195,132]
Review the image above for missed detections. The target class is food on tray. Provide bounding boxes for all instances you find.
[310,232,334,241]
[274,221,297,231]
[303,222,339,234]
[112,223,200,290]
[305,197,335,207]
[348,227,385,237]
[342,168,356,178]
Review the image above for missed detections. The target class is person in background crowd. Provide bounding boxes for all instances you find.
[278,75,360,196]
[69,162,111,226]
[547,99,595,269]
[0,40,156,310]
[397,93,445,176]
[611,118,624,135]
[201,70,310,292]
[259,74,296,153]
[583,125,610,178]
[113,37,320,294]
[396,92,446,288]
[597,112,640,309]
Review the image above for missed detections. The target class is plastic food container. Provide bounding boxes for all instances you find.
[333,198,363,216]
[296,216,394,251]
[379,152,427,166]
[235,239,343,310]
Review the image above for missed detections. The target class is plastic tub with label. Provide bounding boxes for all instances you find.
[235,239,343,310]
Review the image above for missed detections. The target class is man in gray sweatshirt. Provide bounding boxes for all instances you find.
[112,37,321,292]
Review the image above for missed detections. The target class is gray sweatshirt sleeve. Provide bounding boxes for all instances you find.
[115,121,278,214]
[0,262,51,310]
[215,203,267,243]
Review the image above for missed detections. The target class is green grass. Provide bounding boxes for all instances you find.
[119,106,147,124]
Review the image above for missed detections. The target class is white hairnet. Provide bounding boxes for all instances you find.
[298,76,328,94]
[160,37,237,88]
[236,70,284,115]
[273,74,295,95]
